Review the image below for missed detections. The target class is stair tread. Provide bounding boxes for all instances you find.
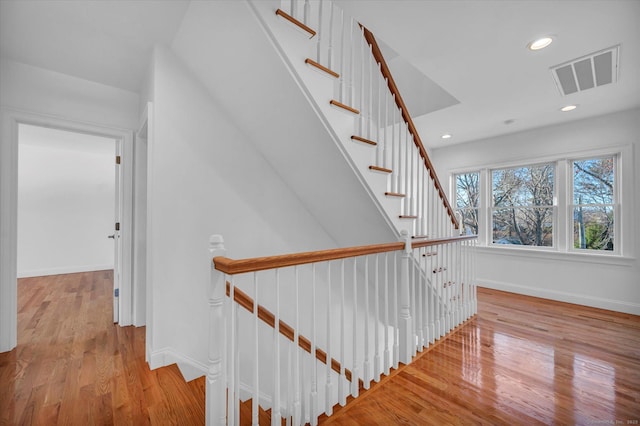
[369,165,392,173]
[305,58,339,78]
[385,192,405,197]
[399,215,418,219]
[330,99,360,114]
[275,9,316,38]
[352,135,377,146]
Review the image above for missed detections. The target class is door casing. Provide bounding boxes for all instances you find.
[0,108,135,352]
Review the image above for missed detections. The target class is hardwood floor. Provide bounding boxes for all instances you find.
[1,272,638,425]
[323,288,640,425]
[0,271,204,426]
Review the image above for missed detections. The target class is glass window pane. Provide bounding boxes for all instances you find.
[492,164,554,207]
[573,157,614,205]
[573,205,614,250]
[492,207,553,247]
[455,172,479,209]
[458,208,478,235]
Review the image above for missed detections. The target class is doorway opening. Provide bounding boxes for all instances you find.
[17,124,120,322]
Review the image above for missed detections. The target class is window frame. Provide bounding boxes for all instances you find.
[448,146,628,258]
[489,161,557,249]
[568,153,620,255]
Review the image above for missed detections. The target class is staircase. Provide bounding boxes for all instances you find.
[197,1,478,424]
[249,0,459,241]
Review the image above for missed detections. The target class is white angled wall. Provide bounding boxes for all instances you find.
[17,124,116,277]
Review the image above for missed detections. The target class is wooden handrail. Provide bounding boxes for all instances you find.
[226,282,355,383]
[214,241,403,274]
[360,26,459,229]
[213,235,476,275]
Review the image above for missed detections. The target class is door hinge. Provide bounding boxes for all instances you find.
[114,288,119,297]
[115,222,120,231]
[116,155,121,164]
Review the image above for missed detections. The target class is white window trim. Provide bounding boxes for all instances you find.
[449,144,633,259]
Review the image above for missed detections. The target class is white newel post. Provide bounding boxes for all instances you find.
[208,235,227,426]
[398,230,413,364]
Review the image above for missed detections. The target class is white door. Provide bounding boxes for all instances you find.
[111,141,124,323]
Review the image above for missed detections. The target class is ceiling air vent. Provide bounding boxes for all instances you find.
[551,45,619,96]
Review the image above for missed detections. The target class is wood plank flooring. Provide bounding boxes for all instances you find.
[323,288,640,425]
[1,272,639,425]
[0,271,204,426]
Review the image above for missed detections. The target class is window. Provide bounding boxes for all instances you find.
[572,156,615,251]
[491,163,554,247]
[451,148,625,256]
[454,172,479,235]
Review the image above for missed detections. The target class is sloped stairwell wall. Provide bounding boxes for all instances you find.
[170,0,397,247]
[146,0,397,392]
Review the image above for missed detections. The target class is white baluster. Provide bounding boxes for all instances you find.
[316,0,323,64]
[416,248,423,352]
[363,255,370,389]
[235,285,240,424]
[367,44,373,141]
[393,251,399,369]
[228,276,236,426]
[339,259,347,406]
[327,2,334,70]
[376,64,382,166]
[348,18,354,107]
[351,258,359,397]
[293,266,301,426]
[310,264,318,426]
[411,254,417,358]
[339,9,345,103]
[383,253,390,376]
[253,273,259,426]
[391,98,398,194]
[303,0,310,26]
[374,254,381,382]
[383,79,389,172]
[287,342,293,426]
[359,26,365,136]
[207,235,227,426]
[325,262,333,415]
[272,270,281,426]
[290,0,296,21]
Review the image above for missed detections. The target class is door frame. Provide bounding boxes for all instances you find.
[0,108,135,352]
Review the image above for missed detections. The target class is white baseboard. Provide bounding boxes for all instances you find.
[17,264,114,278]
[479,279,640,315]
[149,347,208,382]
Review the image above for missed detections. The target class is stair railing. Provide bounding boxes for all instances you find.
[276,0,460,238]
[207,232,477,425]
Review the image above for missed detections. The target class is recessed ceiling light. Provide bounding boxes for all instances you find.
[441,134,452,139]
[528,37,553,51]
[560,105,577,112]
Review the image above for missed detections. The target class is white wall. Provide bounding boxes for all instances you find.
[146,45,341,371]
[17,124,115,277]
[431,108,640,314]
[0,58,140,130]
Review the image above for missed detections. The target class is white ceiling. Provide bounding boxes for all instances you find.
[0,0,189,93]
[1,0,639,147]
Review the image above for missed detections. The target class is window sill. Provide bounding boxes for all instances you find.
[476,245,635,266]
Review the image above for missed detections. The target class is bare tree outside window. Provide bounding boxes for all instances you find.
[492,164,554,246]
[455,172,479,235]
[572,156,615,251]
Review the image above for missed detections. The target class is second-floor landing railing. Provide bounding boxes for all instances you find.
[206,232,477,425]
